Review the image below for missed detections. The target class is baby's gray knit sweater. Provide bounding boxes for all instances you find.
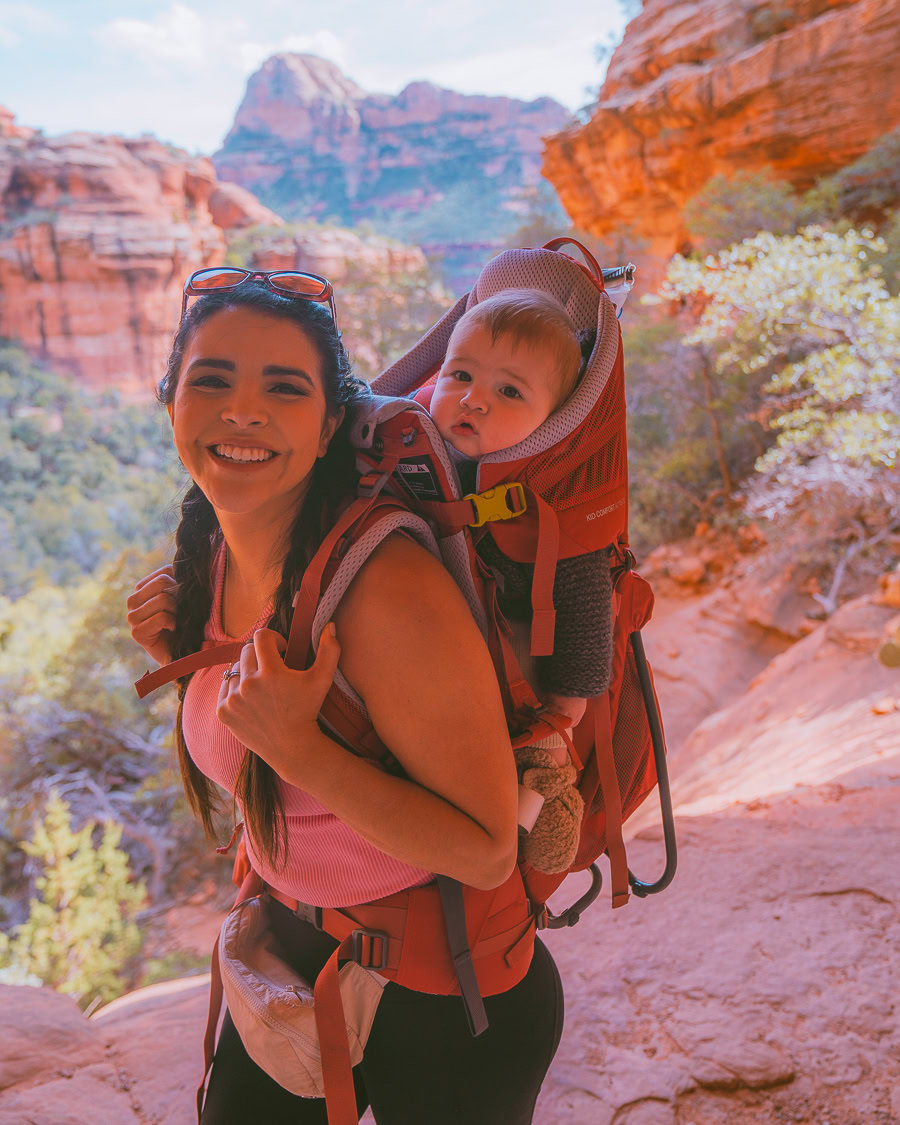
[476,532,614,698]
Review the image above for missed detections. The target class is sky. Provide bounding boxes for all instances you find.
[1,0,628,155]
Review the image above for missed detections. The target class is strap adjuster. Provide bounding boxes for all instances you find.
[293,901,323,929]
[464,483,527,528]
[350,927,389,970]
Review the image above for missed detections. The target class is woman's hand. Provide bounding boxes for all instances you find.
[216,626,341,778]
[126,564,178,667]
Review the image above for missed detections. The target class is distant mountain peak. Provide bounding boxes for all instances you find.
[259,53,367,105]
[215,53,570,278]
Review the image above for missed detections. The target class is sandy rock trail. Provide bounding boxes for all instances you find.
[534,764,900,1124]
[1,590,897,1122]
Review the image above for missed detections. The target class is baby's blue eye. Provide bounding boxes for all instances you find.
[451,370,472,383]
[500,385,522,399]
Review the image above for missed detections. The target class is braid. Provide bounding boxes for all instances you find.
[170,483,222,841]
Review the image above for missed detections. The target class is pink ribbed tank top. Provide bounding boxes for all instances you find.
[182,534,433,907]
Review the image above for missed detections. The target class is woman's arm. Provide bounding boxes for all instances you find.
[220,535,519,890]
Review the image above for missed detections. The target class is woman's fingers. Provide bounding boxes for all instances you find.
[130,564,176,598]
[239,639,259,678]
[310,623,341,686]
[251,628,288,671]
[130,608,176,639]
[126,588,176,627]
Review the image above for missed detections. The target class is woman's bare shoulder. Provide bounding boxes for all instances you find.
[332,531,488,675]
[337,532,466,620]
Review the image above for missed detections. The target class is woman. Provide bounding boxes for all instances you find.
[126,275,564,1124]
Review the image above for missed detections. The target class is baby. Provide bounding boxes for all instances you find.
[429,289,613,874]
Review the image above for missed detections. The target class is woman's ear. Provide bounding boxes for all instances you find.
[318,406,345,457]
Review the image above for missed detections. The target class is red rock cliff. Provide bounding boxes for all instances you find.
[214,53,569,247]
[0,119,225,396]
[543,0,900,264]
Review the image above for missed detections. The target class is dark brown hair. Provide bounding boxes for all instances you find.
[159,283,370,868]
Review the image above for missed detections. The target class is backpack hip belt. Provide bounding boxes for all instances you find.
[213,838,537,1125]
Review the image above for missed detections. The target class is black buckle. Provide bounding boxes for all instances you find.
[350,927,389,970]
[293,901,323,929]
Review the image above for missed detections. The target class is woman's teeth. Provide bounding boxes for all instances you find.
[213,445,276,463]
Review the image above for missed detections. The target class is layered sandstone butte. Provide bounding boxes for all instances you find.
[0,115,225,396]
[213,53,569,257]
[543,0,900,264]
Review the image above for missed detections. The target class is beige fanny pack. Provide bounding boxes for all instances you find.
[218,894,387,1097]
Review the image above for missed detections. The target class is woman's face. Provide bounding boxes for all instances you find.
[167,306,342,525]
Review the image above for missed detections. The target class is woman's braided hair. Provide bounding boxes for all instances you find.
[158,283,370,868]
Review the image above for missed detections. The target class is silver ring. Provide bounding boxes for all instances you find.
[222,666,241,681]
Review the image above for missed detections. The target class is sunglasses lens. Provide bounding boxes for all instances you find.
[190,268,248,291]
[270,272,328,298]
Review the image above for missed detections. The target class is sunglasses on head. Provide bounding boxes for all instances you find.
[181,268,338,329]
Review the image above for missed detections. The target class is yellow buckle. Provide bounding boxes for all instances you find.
[464,483,527,528]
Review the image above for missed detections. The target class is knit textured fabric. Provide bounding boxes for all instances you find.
[476,531,614,698]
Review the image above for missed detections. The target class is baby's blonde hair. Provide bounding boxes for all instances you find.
[454,289,582,407]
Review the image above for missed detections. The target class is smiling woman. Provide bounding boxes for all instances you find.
[125,278,564,1123]
[167,308,343,588]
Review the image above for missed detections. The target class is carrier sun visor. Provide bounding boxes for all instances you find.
[601,264,636,319]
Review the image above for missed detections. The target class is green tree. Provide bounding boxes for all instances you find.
[0,790,145,1009]
[683,169,800,253]
[0,343,180,599]
[657,226,900,599]
[799,126,900,227]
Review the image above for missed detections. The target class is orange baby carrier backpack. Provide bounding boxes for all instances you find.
[134,238,676,1125]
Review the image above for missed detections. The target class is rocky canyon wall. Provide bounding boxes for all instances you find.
[213,53,570,271]
[543,0,900,265]
[0,110,426,396]
[0,120,234,397]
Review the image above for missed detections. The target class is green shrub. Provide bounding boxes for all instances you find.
[0,790,146,1010]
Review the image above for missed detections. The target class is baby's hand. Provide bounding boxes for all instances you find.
[541,693,587,730]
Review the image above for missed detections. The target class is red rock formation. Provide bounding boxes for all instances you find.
[207,182,283,231]
[0,124,224,396]
[214,53,569,251]
[543,0,900,266]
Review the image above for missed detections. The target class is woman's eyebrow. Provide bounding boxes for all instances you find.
[183,358,313,387]
[185,358,234,373]
[263,365,314,387]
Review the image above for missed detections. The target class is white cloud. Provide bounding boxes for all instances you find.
[353,35,607,111]
[99,3,347,77]
[0,1,63,46]
[100,4,219,66]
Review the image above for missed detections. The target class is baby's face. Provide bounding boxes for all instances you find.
[430,321,561,459]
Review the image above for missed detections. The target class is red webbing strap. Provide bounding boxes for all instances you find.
[594,695,629,908]
[522,488,559,657]
[415,496,480,536]
[314,936,360,1125]
[536,708,583,772]
[285,494,382,670]
[134,641,244,698]
[484,580,543,716]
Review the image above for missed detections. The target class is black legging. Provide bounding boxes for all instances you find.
[201,897,564,1125]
